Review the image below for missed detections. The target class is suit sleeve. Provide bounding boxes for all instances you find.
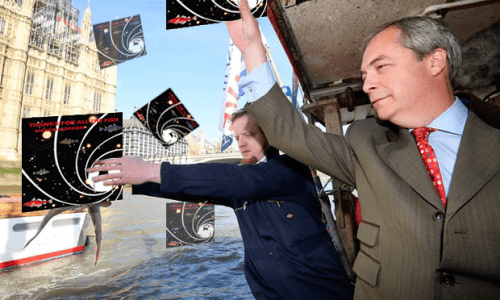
[133,156,314,208]
[245,84,356,187]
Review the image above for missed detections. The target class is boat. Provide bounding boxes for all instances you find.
[0,195,90,270]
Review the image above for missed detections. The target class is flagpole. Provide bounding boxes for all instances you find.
[260,29,282,87]
[265,46,282,87]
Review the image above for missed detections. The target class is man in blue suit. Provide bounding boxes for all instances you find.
[89,110,353,299]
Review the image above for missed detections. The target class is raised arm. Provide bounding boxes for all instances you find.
[225,0,266,73]
[225,1,356,186]
[245,85,357,187]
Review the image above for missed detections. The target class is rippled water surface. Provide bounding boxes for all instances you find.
[1,189,252,299]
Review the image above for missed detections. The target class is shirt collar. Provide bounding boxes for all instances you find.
[426,96,468,135]
[257,156,267,164]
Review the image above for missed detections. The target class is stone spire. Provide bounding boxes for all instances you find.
[82,0,92,40]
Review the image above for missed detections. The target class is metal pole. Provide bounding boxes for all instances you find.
[311,171,356,283]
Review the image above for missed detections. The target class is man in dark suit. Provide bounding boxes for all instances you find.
[88,110,353,299]
[226,0,500,299]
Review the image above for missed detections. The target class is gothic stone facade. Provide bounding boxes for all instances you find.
[0,0,117,161]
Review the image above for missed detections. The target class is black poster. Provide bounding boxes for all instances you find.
[22,113,123,212]
[133,88,199,146]
[93,15,146,69]
[166,0,267,30]
[166,202,215,247]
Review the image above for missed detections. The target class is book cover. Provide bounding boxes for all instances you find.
[166,202,215,247]
[133,88,199,146]
[93,15,147,69]
[22,113,123,212]
[166,0,267,30]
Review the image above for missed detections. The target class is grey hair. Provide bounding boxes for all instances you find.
[362,16,462,82]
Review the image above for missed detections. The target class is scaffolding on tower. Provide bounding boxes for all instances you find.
[29,0,83,64]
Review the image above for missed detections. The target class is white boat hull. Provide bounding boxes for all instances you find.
[0,212,90,269]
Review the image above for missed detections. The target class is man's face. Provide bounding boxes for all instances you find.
[233,114,266,164]
[361,26,436,127]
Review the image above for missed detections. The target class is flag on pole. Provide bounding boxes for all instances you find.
[219,28,276,152]
[219,38,246,152]
[291,72,301,113]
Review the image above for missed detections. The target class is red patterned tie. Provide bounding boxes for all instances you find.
[412,127,447,207]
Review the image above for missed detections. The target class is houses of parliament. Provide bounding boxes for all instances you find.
[0,0,117,161]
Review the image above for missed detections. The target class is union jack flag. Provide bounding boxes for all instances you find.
[219,38,246,152]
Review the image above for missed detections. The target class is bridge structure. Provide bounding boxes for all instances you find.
[143,152,242,165]
[187,152,243,164]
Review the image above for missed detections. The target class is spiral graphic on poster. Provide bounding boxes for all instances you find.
[21,113,123,211]
[156,107,196,146]
[133,88,199,147]
[166,201,215,246]
[167,0,267,29]
[94,15,147,68]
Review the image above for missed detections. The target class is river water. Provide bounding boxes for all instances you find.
[1,189,253,299]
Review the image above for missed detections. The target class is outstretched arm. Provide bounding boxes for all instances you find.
[88,155,316,208]
[88,156,161,185]
[88,156,234,207]
[158,155,314,202]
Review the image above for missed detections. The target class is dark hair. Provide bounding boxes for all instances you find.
[362,16,462,82]
[231,108,248,124]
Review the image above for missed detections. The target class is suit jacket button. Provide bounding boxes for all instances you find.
[433,212,445,223]
[287,213,293,219]
[440,273,455,287]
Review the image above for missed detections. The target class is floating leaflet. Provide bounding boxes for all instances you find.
[166,0,267,30]
[93,15,147,69]
[133,88,199,146]
[166,202,215,247]
[22,113,123,212]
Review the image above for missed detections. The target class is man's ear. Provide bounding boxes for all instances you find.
[427,48,448,77]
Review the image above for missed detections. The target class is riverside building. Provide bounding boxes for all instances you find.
[0,0,117,161]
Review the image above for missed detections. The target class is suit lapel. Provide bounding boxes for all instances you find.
[447,111,500,218]
[375,127,444,208]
